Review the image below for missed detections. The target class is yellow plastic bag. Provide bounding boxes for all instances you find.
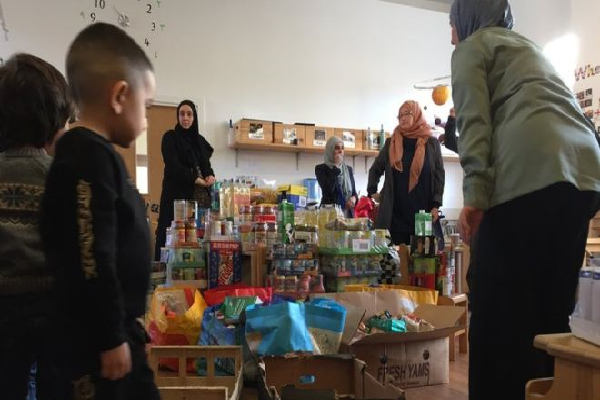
[147,286,206,345]
[344,284,438,306]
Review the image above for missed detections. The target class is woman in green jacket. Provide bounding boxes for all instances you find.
[449,1,600,399]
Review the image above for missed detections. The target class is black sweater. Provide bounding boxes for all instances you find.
[42,127,151,352]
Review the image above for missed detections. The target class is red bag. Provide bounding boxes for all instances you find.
[203,284,273,306]
[355,196,378,221]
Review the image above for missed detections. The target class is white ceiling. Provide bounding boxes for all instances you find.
[379,0,452,13]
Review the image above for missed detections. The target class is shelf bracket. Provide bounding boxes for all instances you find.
[296,152,300,171]
[235,148,239,168]
[352,155,356,170]
[365,156,369,174]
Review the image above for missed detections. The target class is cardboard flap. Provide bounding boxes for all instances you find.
[413,304,464,329]
[351,326,462,345]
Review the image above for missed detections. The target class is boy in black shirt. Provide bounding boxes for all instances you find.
[41,23,159,399]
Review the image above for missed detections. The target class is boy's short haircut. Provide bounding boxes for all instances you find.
[66,22,153,106]
[0,53,74,150]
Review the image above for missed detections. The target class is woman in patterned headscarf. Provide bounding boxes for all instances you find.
[449,1,600,399]
[367,100,445,246]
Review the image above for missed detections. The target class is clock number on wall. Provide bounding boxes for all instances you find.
[95,0,106,9]
[146,4,152,13]
[145,38,150,46]
[151,22,156,31]
[90,12,96,22]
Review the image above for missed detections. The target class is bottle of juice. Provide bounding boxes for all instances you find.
[278,191,295,244]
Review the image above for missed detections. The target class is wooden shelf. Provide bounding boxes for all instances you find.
[230,139,385,158]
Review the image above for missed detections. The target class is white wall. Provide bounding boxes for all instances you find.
[0,0,579,218]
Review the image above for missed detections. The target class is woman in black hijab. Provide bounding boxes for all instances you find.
[154,100,215,260]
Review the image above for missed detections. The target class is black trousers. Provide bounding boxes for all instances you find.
[52,320,160,400]
[0,296,56,400]
[469,182,599,400]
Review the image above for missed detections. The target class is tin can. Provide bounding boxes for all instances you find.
[173,200,187,221]
[254,223,267,245]
[266,222,278,247]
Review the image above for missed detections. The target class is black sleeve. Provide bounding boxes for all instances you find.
[431,139,445,209]
[348,166,358,198]
[315,164,340,205]
[367,139,389,195]
[78,149,127,351]
[162,131,197,187]
[444,116,458,153]
[198,145,215,178]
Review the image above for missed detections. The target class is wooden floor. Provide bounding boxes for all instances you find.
[403,352,468,400]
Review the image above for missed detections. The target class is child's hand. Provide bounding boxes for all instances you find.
[100,342,132,380]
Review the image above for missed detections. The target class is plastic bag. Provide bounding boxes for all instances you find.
[305,298,346,355]
[203,284,272,307]
[147,286,206,371]
[198,305,239,376]
[245,299,346,356]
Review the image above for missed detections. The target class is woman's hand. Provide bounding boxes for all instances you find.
[205,175,216,185]
[371,193,380,203]
[346,196,356,210]
[431,207,439,222]
[458,206,484,244]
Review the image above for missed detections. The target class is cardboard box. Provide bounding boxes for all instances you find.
[208,241,242,288]
[314,291,464,388]
[274,123,306,148]
[234,119,274,145]
[335,128,364,151]
[306,126,335,149]
[258,354,405,400]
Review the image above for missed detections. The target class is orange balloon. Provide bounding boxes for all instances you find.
[432,85,450,106]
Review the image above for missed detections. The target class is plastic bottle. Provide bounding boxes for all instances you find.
[578,266,593,320]
[278,191,295,244]
[379,124,385,150]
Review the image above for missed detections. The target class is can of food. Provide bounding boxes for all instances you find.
[285,275,298,292]
[173,199,187,221]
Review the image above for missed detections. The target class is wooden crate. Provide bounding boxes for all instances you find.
[305,126,335,150]
[233,119,273,145]
[273,123,306,148]
[334,128,363,151]
[150,345,243,400]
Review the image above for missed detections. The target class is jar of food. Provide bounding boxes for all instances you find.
[252,205,264,222]
[239,205,253,223]
[266,222,278,247]
[275,276,286,292]
[185,220,197,243]
[171,220,186,245]
[185,200,198,222]
[259,205,277,223]
[284,275,298,293]
[254,223,267,246]
[173,199,187,221]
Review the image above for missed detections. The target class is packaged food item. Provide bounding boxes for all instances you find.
[185,220,197,243]
[173,199,186,221]
[171,220,186,245]
[254,223,267,246]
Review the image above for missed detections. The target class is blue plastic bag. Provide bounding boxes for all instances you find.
[244,299,346,356]
[198,305,238,376]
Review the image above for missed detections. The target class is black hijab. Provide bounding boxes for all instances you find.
[174,99,214,158]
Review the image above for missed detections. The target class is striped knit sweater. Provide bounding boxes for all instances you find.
[0,147,53,296]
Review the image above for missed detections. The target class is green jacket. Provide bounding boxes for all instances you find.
[452,27,600,210]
